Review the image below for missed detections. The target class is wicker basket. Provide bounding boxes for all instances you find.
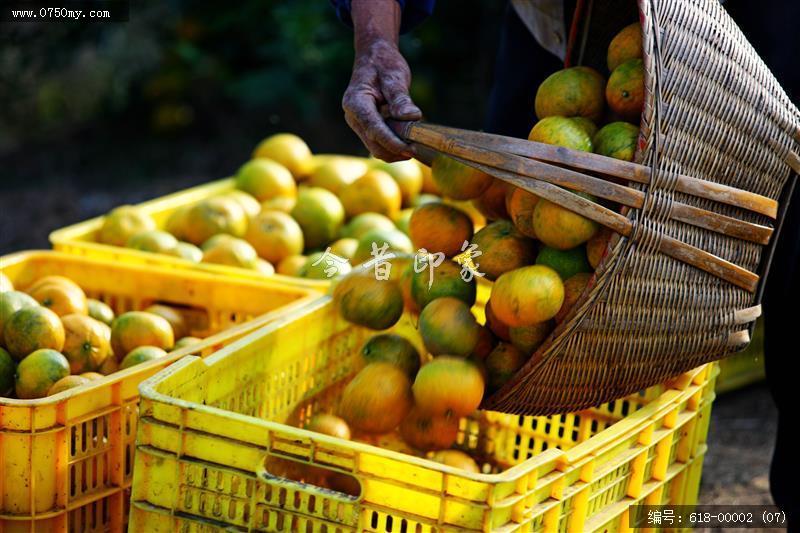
[402,0,799,415]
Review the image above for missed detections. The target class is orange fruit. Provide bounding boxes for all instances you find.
[410,258,476,310]
[555,272,592,323]
[333,273,403,330]
[400,407,459,451]
[430,450,480,473]
[276,254,307,276]
[607,22,642,72]
[0,272,13,293]
[170,242,203,263]
[0,347,15,396]
[4,306,65,361]
[412,193,442,207]
[47,375,90,396]
[569,117,599,139]
[529,116,593,152]
[340,169,402,219]
[222,190,261,218]
[372,159,423,207]
[471,220,536,281]
[182,196,248,245]
[260,195,296,213]
[307,158,368,195]
[80,372,104,381]
[235,159,297,202]
[329,238,359,261]
[593,121,639,161]
[98,354,119,375]
[29,281,88,317]
[338,362,413,434]
[173,336,203,351]
[508,322,552,355]
[505,186,540,238]
[15,349,70,399]
[352,228,413,265]
[532,195,599,250]
[290,187,345,250]
[472,179,509,221]
[252,133,313,179]
[245,210,304,264]
[304,413,351,440]
[413,356,484,418]
[98,206,156,247]
[61,314,111,373]
[360,333,420,377]
[409,203,473,258]
[534,66,606,122]
[202,236,259,268]
[417,159,440,195]
[341,212,396,240]
[394,208,414,236]
[255,259,275,276]
[418,297,480,357]
[297,251,352,280]
[126,230,179,255]
[606,59,645,122]
[26,275,81,293]
[535,246,591,280]
[164,206,191,241]
[491,265,564,327]
[144,305,188,340]
[484,298,510,342]
[111,311,174,358]
[586,228,612,269]
[471,325,497,361]
[119,346,167,370]
[87,298,115,326]
[0,290,38,345]
[485,342,528,393]
[431,154,492,200]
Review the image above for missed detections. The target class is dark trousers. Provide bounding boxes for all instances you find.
[484,1,799,522]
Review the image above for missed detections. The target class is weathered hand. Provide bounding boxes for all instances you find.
[342,38,422,162]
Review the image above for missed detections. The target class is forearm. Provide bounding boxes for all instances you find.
[351,0,402,51]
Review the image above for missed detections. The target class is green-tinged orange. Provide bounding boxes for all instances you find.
[607,22,642,72]
[372,159,423,207]
[418,297,480,357]
[360,333,420,377]
[555,272,592,323]
[472,179,509,220]
[305,413,351,440]
[505,186,540,239]
[471,325,497,361]
[606,59,645,122]
[297,251,351,280]
[0,272,12,293]
[221,190,262,218]
[87,298,115,326]
[144,305,188,340]
[431,154,492,200]
[0,347,15,396]
[341,212,396,240]
[182,196,247,245]
[4,306,65,361]
[399,407,459,451]
[532,194,599,250]
[430,450,480,473]
[290,187,345,250]
[126,230,179,255]
[29,281,88,317]
[412,356,484,418]
[509,322,552,354]
[202,236,259,268]
[352,228,412,265]
[235,158,297,202]
[340,169,402,219]
[534,66,606,122]
[417,159,440,195]
[491,265,564,327]
[569,117,598,139]
[535,246,591,280]
[277,254,307,276]
[0,290,38,345]
[593,121,639,161]
[410,258,476,309]
[98,205,156,247]
[329,238,358,261]
[47,375,90,396]
[119,346,167,370]
[111,311,174,358]
[170,241,203,263]
[307,158,368,195]
[333,273,403,330]
[173,336,203,351]
[587,228,612,269]
[394,208,414,236]
[484,298,510,341]
[528,116,593,152]
[472,220,536,281]
[61,314,111,373]
[338,363,413,434]
[252,133,313,179]
[485,342,528,393]
[409,203,473,258]
[15,349,70,399]
[245,210,304,264]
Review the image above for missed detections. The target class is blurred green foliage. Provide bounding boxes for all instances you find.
[0,0,503,155]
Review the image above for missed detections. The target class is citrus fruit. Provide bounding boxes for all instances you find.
[484,298,510,342]
[418,297,480,357]
[307,158,368,194]
[431,154,492,200]
[47,375,90,396]
[413,356,484,418]
[98,206,156,247]
[290,187,345,250]
[399,262,419,314]
[569,117,599,139]
[509,322,552,354]
[4,306,65,360]
[126,229,179,255]
[409,203,473,258]
[472,179,509,221]
[471,220,536,281]
[15,349,70,399]
[399,407,459,451]
[430,450,480,473]
[372,159,423,206]
[79,372,104,380]
[297,251,352,279]
[61,314,111,373]
[341,212,396,240]
[411,193,442,207]
[202,236,259,268]
[532,194,599,250]
[256,259,275,276]
[304,413,351,440]
[119,346,167,370]
[394,208,414,236]
[471,325,497,361]
[586,228,612,269]
[330,238,359,261]
[235,159,297,202]
[144,305,188,340]
[0,272,13,293]
[111,311,174,357]
[173,336,202,351]
[87,298,115,326]
[98,354,118,375]
[529,116,593,152]
[245,210,304,264]
[260,195,296,213]
[535,245,591,280]
[252,133,313,179]
[593,121,639,161]
[485,342,528,393]
[360,333,421,377]
[505,186,540,238]
[170,241,203,262]
[606,58,645,122]
[164,206,191,241]
[277,254,307,276]
[333,273,403,330]
[491,265,564,327]
[221,190,261,218]
[0,347,15,396]
[607,22,642,71]
[182,196,248,245]
[338,362,413,434]
[534,66,606,122]
[26,275,81,293]
[555,272,592,323]
[0,290,38,345]
[410,258,476,309]
[352,228,413,265]
[29,281,88,317]
[417,159,440,195]
[340,169,402,219]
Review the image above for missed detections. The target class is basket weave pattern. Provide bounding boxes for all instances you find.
[485,0,799,414]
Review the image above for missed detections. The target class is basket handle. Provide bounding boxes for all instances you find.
[256,451,362,501]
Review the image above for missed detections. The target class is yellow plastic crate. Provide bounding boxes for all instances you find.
[49,178,328,291]
[130,296,716,532]
[0,251,317,532]
[716,318,765,393]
